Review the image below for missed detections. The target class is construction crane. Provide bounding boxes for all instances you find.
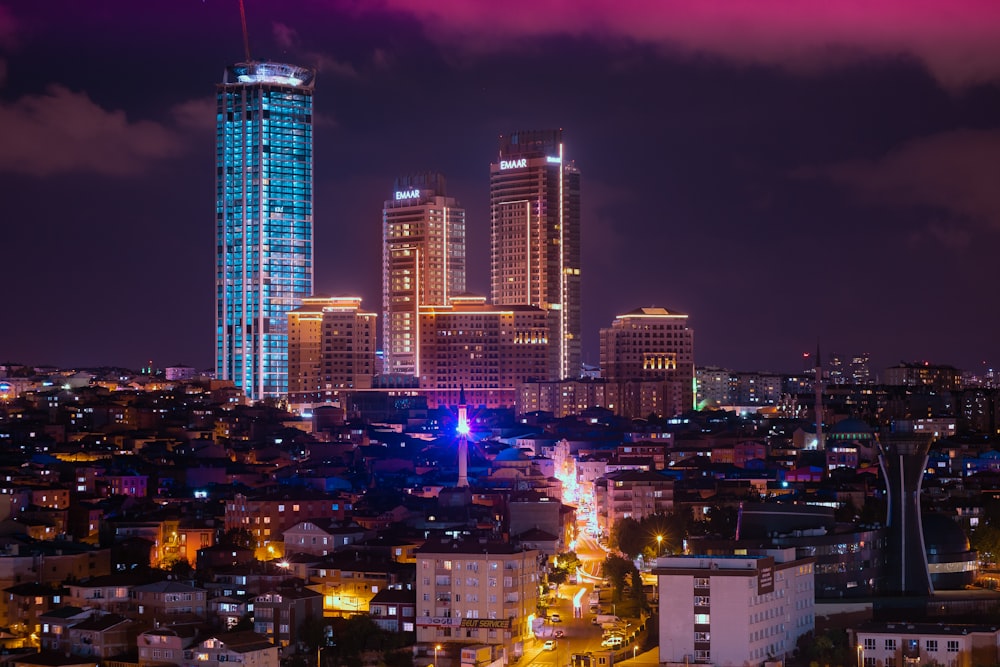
[238,0,252,62]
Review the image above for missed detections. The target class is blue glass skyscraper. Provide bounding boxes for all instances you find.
[216,62,315,402]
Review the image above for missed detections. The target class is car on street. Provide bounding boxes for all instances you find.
[550,613,561,623]
[543,640,557,651]
[601,636,623,649]
[554,630,565,638]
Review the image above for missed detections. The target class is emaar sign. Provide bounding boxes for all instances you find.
[499,158,527,170]
[395,189,420,200]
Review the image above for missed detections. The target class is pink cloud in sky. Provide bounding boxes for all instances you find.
[347,0,1000,88]
[0,86,190,177]
[0,3,17,50]
[273,22,359,78]
[802,128,1000,230]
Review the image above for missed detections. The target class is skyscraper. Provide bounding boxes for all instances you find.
[382,173,466,376]
[216,62,315,401]
[490,130,581,380]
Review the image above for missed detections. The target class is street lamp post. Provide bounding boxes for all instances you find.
[857,644,863,667]
[656,535,663,558]
[435,644,442,667]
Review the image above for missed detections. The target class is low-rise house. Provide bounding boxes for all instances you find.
[368,588,416,633]
[253,584,323,649]
[282,520,369,557]
[67,613,135,658]
[184,631,278,667]
[39,607,91,652]
[4,582,69,640]
[207,596,251,631]
[133,581,206,621]
[137,625,199,667]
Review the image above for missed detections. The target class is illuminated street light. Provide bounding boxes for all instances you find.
[435,644,442,667]
[656,535,663,557]
[857,644,863,667]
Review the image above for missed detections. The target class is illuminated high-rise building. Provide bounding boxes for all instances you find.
[287,296,377,409]
[382,173,466,376]
[215,62,315,401]
[417,295,551,408]
[490,130,581,380]
[600,307,695,414]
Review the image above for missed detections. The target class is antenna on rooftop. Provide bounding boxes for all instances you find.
[238,0,252,62]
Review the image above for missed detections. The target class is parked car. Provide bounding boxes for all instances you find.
[601,636,623,649]
[543,640,557,651]
[550,613,561,623]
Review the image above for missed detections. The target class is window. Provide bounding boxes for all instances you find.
[885,639,896,651]
[925,640,938,652]
[694,613,710,625]
[947,640,959,652]
[864,639,876,650]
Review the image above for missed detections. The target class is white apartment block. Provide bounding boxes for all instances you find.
[855,622,1000,667]
[656,549,814,666]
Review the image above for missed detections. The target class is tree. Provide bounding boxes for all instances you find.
[547,568,568,590]
[610,517,644,557]
[163,558,193,579]
[629,569,647,611]
[220,527,255,549]
[972,524,1000,565]
[602,554,636,600]
[299,615,327,653]
[556,551,582,572]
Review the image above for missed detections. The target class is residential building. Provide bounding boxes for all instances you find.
[253,584,323,648]
[216,61,315,401]
[417,296,551,408]
[415,536,539,653]
[137,625,200,667]
[287,296,377,408]
[133,581,207,621]
[854,622,1000,667]
[594,470,674,536]
[655,550,814,666]
[224,492,349,557]
[183,631,278,667]
[491,129,581,380]
[884,362,962,392]
[369,587,417,633]
[282,520,370,557]
[67,613,135,658]
[306,551,413,617]
[600,307,694,413]
[382,172,466,376]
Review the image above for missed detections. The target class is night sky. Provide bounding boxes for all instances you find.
[2,1,999,376]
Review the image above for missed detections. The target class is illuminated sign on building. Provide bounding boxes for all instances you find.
[460,619,511,629]
[500,158,528,170]
[757,557,775,595]
[395,189,421,200]
[416,617,462,627]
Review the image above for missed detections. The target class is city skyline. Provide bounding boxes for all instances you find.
[2,1,1000,376]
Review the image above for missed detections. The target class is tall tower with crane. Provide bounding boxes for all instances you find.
[215,1,316,401]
